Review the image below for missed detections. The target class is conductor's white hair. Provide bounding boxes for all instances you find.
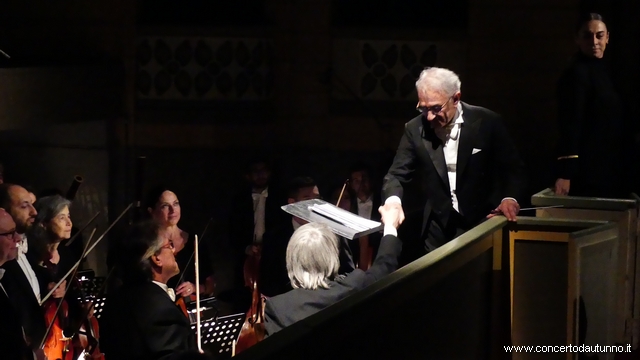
[415,67,461,96]
[286,222,340,290]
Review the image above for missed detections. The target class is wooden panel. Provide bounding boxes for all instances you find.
[532,188,639,345]
[568,224,619,360]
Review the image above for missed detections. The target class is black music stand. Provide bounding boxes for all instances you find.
[91,295,108,320]
[191,313,245,359]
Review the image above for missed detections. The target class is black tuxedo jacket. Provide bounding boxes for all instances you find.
[0,259,47,347]
[0,281,33,360]
[229,185,287,285]
[383,102,527,235]
[349,192,383,259]
[263,233,402,336]
[100,281,197,360]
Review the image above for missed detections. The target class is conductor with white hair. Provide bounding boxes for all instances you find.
[263,205,403,336]
[381,67,527,254]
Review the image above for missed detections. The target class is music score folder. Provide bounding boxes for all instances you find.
[281,199,383,240]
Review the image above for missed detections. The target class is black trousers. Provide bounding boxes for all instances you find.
[424,210,471,253]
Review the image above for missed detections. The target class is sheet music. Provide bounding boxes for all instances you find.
[281,199,383,240]
[309,203,381,231]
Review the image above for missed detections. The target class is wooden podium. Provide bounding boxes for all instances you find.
[532,188,640,350]
[232,216,623,360]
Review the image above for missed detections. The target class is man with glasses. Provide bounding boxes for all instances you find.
[381,67,527,254]
[0,208,46,360]
[101,220,197,360]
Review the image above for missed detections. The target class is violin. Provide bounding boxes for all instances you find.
[42,259,73,360]
[233,244,265,355]
[68,276,104,360]
[176,294,197,321]
[174,219,213,322]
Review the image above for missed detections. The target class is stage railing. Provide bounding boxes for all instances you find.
[233,216,619,360]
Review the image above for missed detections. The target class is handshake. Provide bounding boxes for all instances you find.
[378,202,405,229]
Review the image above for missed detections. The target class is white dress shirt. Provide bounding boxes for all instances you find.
[251,187,268,243]
[386,103,517,214]
[356,196,374,220]
[152,281,176,302]
[0,268,7,296]
[434,104,465,213]
[291,218,302,232]
[17,234,41,302]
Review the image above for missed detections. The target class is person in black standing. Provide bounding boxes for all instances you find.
[554,13,632,198]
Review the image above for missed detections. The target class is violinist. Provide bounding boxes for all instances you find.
[145,186,215,297]
[27,195,86,359]
[101,220,197,360]
[0,208,46,360]
[0,183,48,349]
[37,188,86,279]
[264,205,403,336]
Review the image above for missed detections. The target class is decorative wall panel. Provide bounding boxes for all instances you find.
[331,40,467,101]
[136,37,273,100]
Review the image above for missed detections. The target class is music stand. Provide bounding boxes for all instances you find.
[91,295,108,320]
[191,313,245,359]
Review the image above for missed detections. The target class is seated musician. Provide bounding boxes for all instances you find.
[101,220,198,360]
[0,184,49,349]
[145,186,215,298]
[37,188,86,279]
[259,176,355,298]
[0,208,46,360]
[27,194,91,358]
[263,204,403,336]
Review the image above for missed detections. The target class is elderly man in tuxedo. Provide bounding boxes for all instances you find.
[101,220,197,360]
[381,67,527,253]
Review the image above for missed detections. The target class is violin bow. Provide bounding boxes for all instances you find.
[336,179,349,206]
[195,234,203,353]
[40,203,133,305]
[175,217,213,286]
[63,211,100,247]
[39,227,97,349]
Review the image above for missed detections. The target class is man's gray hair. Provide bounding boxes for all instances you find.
[286,222,340,290]
[415,67,462,96]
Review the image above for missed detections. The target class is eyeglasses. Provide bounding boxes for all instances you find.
[0,230,17,238]
[160,240,174,251]
[417,96,453,115]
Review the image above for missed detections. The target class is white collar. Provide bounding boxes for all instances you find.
[434,103,464,141]
[292,218,302,231]
[358,195,373,204]
[252,187,269,197]
[0,268,5,281]
[17,234,28,254]
[152,280,176,302]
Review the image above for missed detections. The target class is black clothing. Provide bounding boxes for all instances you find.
[383,102,527,249]
[555,52,631,198]
[101,281,197,360]
[167,233,214,291]
[264,234,402,336]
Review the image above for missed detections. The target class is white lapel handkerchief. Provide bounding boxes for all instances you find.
[472,148,482,154]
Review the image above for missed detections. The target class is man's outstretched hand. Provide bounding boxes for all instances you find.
[379,202,405,228]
